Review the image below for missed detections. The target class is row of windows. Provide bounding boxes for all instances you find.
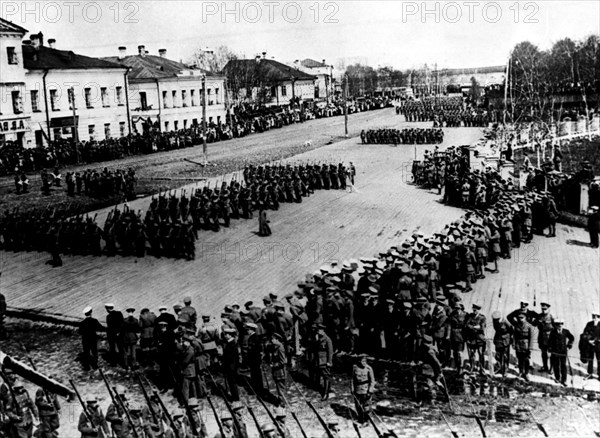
[50,122,127,141]
[137,88,221,111]
[7,88,125,115]
[163,115,221,131]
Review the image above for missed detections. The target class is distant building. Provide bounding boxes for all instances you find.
[296,58,334,102]
[223,53,316,107]
[434,65,506,91]
[23,33,129,147]
[0,17,30,147]
[103,45,227,133]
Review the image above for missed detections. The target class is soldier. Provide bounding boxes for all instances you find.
[548,319,574,386]
[222,328,240,401]
[187,398,208,438]
[179,296,198,332]
[171,408,194,438]
[79,306,105,370]
[464,304,486,372]
[265,332,287,406]
[178,335,199,404]
[122,307,140,370]
[78,395,109,438]
[416,335,442,404]
[0,289,6,339]
[582,311,600,379]
[507,300,537,325]
[34,383,60,438]
[512,311,535,381]
[139,308,157,366]
[214,411,235,438]
[230,402,249,438]
[351,354,375,424]
[492,311,513,377]
[105,303,124,366]
[8,379,38,438]
[105,385,135,438]
[312,324,333,400]
[448,302,466,372]
[322,418,340,438]
[535,302,554,373]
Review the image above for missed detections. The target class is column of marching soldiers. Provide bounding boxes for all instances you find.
[3,151,600,437]
[360,128,444,145]
[397,96,492,127]
[0,162,356,264]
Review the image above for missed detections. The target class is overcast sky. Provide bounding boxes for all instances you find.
[3,1,599,70]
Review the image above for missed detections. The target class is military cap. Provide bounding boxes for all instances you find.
[540,302,551,308]
[173,304,183,311]
[85,395,98,403]
[261,423,276,432]
[244,301,254,308]
[220,312,231,319]
[129,402,142,412]
[554,319,565,324]
[368,286,379,294]
[262,296,272,303]
[173,409,186,418]
[520,300,529,306]
[183,296,192,304]
[126,307,135,313]
[326,417,339,426]
[386,299,395,305]
[402,302,412,309]
[224,305,233,313]
[592,311,600,317]
[202,315,211,321]
[271,332,285,342]
[269,293,278,301]
[223,327,236,334]
[472,304,482,310]
[105,303,115,308]
[274,407,286,418]
[157,321,168,326]
[231,401,244,411]
[188,398,199,408]
[232,303,240,310]
[423,335,433,344]
[158,305,168,311]
[491,311,502,320]
[83,306,93,315]
[244,322,258,330]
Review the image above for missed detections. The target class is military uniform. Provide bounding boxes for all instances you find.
[535,306,555,372]
[492,314,513,376]
[464,307,486,371]
[512,316,535,380]
[351,357,375,423]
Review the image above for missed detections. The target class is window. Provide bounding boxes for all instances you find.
[116,86,124,105]
[182,90,187,107]
[30,90,39,112]
[85,88,92,108]
[119,122,126,137]
[50,89,58,111]
[104,123,111,139]
[162,91,168,108]
[68,88,76,110]
[209,116,213,123]
[53,128,61,139]
[12,91,23,114]
[207,89,212,105]
[183,119,187,129]
[190,90,196,106]
[165,121,169,131]
[174,120,179,130]
[200,88,205,106]
[101,87,109,107]
[281,85,287,96]
[172,90,177,107]
[7,47,17,64]
[139,92,148,110]
[215,88,220,104]
[88,125,95,140]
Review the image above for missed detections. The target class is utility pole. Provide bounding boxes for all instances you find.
[70,87,79,164]
[343,74,349,137]
[202,75,208,164]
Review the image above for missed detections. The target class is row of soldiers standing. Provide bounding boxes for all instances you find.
[360,128,444,145]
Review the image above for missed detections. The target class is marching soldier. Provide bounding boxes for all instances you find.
[213,411,235,438]
[78,395,109,438]
[351,354,375,424]
[105,385,132,438]
[10,380,38,438]
[34,383,60,438]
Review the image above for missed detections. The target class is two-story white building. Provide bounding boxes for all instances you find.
[0,17,30,147]
[103,45,227,133]
[297,58,334,102]
[22,32,129,147]
[224,55,316,107]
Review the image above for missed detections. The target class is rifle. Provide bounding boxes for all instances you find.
[152,390,180,438]
[278,389,308,438]
[440,410,460,438]
[289,379,334,438]
[244,401,265,438]
[206,395,225,438]
[242,375,287,438]
[352,394,382,438]
[112,386,139,438]
[135,373,158,425]
[345,397,362,438]
[69,380,94,427]
[0,369,23,417]
[20,344,52,405]
[206,370,243,438]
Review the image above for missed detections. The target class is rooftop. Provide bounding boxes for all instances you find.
[101,54,217,80]
[301,58,329,68]
[223,58,316,82]
[0,17,28,34]
[23,44,126,70]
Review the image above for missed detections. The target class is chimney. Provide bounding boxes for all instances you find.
[255,55,261,64]
[48,38,56,49]
[138,45,145,57]
[118,46,126,59]
[37,32,44,46]
[159,49,167,58]
[30,34,40,49]
[262,51,267,59]
[322,59,326,65]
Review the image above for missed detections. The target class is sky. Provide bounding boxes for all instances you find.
[3,1,599,70]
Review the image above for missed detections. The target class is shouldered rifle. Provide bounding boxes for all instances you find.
[69,380,94,427]
[152,390,179,438]
[206,395,225,438]
[289,379,334,438]
[98,369,118,411]
[352,394,384,438]
[439,410,459,438]
[0,369,22,417]
[245,403,265,438]
[135,373,158,425]
[243,376,287,438]
[20,345,52,405]
[277,382,308,438]
[206,369,242,438]
[112,386,139,438]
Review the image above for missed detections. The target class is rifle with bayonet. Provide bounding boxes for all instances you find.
[135,373,158,425]
[112,386,139,438]
[206,369,243,438]
[206,394,225,438]
[69,380,95,429]
[289,379,334,438]
[152,390,180,438]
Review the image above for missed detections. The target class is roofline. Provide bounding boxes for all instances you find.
[0,17,29,34]
[25,66,129,72]
[128,74,225,84]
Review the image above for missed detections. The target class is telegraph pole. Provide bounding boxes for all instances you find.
[343,74,349,137]
[70,87,79,164]
[202,74,208,164]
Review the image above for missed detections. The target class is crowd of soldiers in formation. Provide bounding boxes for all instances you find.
[0,98,390,177]
[360,128,444,145]
[396,96,492,127]
[0,162,356,262]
